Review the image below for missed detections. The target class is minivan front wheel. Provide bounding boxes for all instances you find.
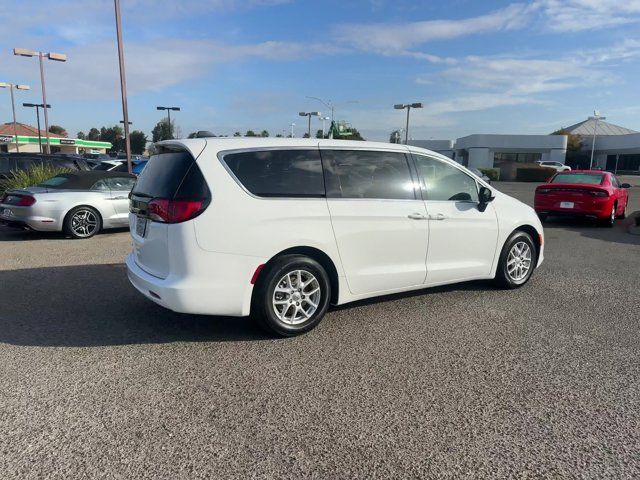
[253,255,331,336]
[494,231,537,289]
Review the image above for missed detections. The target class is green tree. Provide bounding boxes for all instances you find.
[260,130,270,137]
[552,129,582,152]
[129,130,148,155]
[339,127,364,141]
[316,129,324,139]
[187,132,198,139]
[48,125,67,137]
[77,131,86,140]
[233,131,242,137]
[275,133,284,138]
[152,119,174,142]
[302,132,310,138]
[87,128,100,141]
[99,125,125,154]
[389,130,401,144]
[245,130,257,137]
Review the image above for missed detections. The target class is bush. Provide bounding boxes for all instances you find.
[516,166,556,182]
[479,168,500,181]
[0,164,71,197]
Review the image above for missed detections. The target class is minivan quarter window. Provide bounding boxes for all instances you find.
[321,149,416,200]
[413,154,479,202]
[222,149,324,198]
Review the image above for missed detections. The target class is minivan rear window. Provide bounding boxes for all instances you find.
[222,149,324,197]
[132,150,209,200]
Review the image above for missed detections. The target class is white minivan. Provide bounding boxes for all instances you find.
[127,139,544,336]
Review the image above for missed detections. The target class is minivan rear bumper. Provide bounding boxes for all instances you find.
[126,252,257,317]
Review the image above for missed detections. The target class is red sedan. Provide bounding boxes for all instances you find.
[534,170,631,227]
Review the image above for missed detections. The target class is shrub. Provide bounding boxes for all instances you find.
[479,168,500,181]
[516,166,556,182]
[0,164,71,197]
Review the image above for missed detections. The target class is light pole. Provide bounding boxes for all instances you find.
[318,116,330,138]
[299,112,321,137]
[290,122,295,138]
[0,83,30,153]
[306,97,358,123]
[112,0,133,172]
[394,103,423,144]
[157,106,181,138]
[588,110,605,170]
[13,48,67,154]
[23,102,50,153]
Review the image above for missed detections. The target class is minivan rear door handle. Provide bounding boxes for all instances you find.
[429,213,447,220]
[408,213,427,220]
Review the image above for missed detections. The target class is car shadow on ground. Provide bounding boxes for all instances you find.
[0,262,498,348]
[541,211,640,246]
[0,226,130,242]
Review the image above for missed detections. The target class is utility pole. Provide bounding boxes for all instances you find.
[114,0,132,173]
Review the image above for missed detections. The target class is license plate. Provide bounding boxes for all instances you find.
[1,208,12,217]
[135,216,148,237]
[560,201,574,209]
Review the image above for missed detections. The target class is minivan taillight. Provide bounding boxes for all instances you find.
[147,198,206,223]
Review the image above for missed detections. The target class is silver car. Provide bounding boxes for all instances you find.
[0,171,136,239]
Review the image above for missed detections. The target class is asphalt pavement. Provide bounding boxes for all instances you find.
[1,181,639,479]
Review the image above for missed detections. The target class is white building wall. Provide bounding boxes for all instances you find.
[467,148,492,169]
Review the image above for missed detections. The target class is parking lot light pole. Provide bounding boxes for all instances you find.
[112,0,133,173]
[289,122,295,138]
[23,102,50,153]
[157,106,181,138]
[394,103,423,144]
[306,97,358,123]
[318,116,330,138]
[588,110,605,170]
[0,83,30,153]
[299,112,321,137]
[13,48,67,154]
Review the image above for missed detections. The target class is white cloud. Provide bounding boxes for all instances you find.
[534,0,640,32]
[335,4,532,53]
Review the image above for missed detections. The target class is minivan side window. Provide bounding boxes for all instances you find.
[321,150,416,200]
[413,154,479,202]
[222,149,324,198]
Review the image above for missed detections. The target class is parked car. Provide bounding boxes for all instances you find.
[534,170,630,226]
[469,167,491,183]
[126,139,544,336]
[0,153,90,179]
[93,160,124,171]
[94,159,147,175]
[535,160,571,172]
[0,171,136,238]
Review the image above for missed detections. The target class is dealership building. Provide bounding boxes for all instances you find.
[410,117,640,179]
[0,122,111,155]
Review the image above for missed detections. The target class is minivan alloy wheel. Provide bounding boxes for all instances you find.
[71,209,99,237]
[272,270,321,325]
[506,241,532,282]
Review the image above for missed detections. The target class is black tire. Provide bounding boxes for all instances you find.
[617,200,627,219]
[494,231,537,289]
[600,202,616,228]
[63,206,102,239]
[252,255,331,337]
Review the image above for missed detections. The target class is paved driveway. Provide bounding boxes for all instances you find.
[1,181,639,479]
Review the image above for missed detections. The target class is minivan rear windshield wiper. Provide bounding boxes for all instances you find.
[131,192,153,198]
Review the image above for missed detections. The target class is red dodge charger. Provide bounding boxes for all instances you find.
[534,170,630,227]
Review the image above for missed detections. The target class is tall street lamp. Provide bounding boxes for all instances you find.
[13,48,67,154]
[23,102,50,153]
[289,122,295,138]
[113,0,133,173]
[588,110,605,170]
[0,83,30,153]
[394,103,423,144]
[318,116,330,138]
[157,106,180,138]
[299,111,320,137]
[306,97,358,123]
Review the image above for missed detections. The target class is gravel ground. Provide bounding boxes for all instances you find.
[1,181,639,479]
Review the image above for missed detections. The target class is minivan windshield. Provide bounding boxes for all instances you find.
[552,173,603,185]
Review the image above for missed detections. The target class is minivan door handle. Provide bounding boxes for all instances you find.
[407,213,428,220]
[429,213,447,221]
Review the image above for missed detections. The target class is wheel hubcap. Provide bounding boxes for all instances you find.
[272,270,321,325]
[71,210,98,237]
[506,241,532,282]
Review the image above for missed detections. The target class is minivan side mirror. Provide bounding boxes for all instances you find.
[620,183,631,189]
[478,186,494,212]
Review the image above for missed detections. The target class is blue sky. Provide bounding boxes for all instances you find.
[1,0,639,141]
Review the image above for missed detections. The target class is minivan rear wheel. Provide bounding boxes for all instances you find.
[253,255,331,336]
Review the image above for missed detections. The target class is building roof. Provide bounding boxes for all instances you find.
[560,118,638,136]
[0,122,65,138]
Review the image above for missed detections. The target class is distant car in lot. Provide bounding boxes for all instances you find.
[127,139,544,336]
[469,167,491,183]
[534,170,630,227]
[93,159,147,175]
[0,171,136,238]
[535,161,571,172]
[0,153,90,179]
